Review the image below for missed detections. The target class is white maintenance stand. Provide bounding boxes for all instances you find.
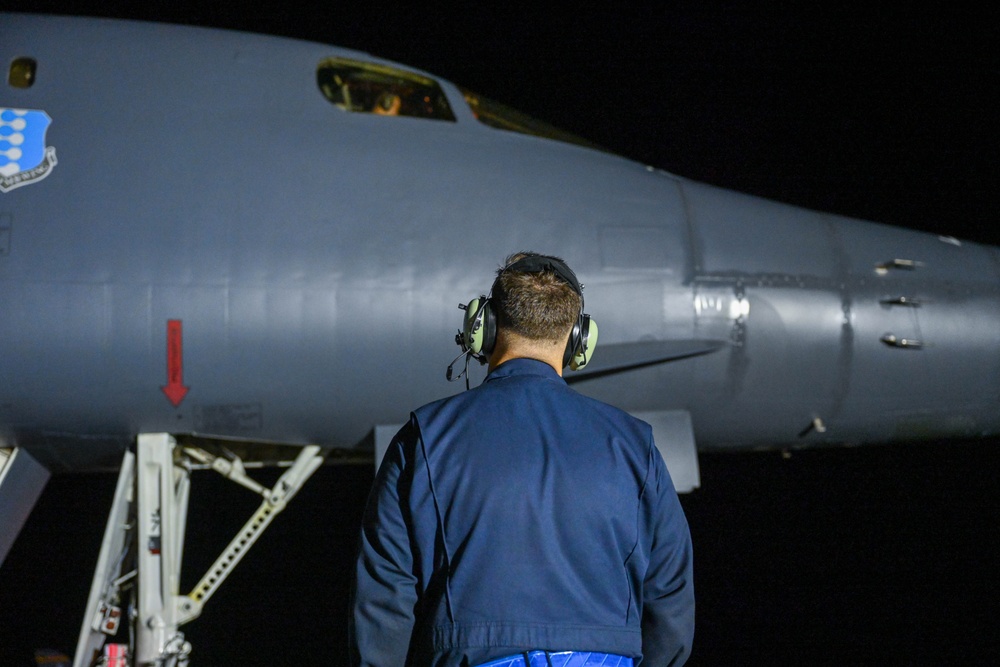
[73,433,324,667]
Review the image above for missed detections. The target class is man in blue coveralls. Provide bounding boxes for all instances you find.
[350,252,694,666]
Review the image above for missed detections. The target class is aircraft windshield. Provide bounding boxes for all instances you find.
[460,89,603,152]
[317,58,456,121]
[315,58,603,152]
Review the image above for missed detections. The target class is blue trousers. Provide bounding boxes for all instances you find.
[477,651,633,667]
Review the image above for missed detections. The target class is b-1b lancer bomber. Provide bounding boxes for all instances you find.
[1,13,998,666]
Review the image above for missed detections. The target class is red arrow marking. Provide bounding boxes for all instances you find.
[161,319,190,407]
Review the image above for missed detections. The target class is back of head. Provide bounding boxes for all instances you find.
[493,252,581,344]
[450,251,597,380]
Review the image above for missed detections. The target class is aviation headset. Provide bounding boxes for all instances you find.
[376,91,401,112]
[457,254,598,372]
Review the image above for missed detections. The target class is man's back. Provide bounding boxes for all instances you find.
[353,358,694,666]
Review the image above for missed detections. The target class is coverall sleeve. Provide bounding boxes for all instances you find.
[350,420,421,667]
[640,443,695,666]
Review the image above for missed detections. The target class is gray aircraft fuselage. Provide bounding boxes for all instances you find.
[2,14,999,472]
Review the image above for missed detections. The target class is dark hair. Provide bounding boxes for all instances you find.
[493,252,581,342]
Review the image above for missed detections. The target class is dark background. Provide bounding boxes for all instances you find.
[2,4,998,665]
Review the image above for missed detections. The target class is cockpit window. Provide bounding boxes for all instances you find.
[8,58,37,89]
[460,89,604,152]
[317,58,456,121]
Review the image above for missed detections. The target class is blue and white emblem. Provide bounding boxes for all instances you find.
[1,108,58,193]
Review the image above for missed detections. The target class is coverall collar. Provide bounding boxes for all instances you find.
[486,357,565,383]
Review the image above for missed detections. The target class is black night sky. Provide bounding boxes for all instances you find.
[1,4,998,665]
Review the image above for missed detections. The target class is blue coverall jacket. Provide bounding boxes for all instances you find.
[351,358,694,666]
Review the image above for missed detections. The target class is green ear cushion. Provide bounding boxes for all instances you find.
[569,318,598,371]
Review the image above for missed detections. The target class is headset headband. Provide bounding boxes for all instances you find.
[497,254,582,297]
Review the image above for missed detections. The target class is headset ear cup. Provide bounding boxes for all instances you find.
[481,301,496,354]
[462,297,496,355]
[462,297,484,354]
[569,316,598,371]
[563,320,581,368]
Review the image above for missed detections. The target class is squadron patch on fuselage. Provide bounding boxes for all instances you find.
[0,108,57,193]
